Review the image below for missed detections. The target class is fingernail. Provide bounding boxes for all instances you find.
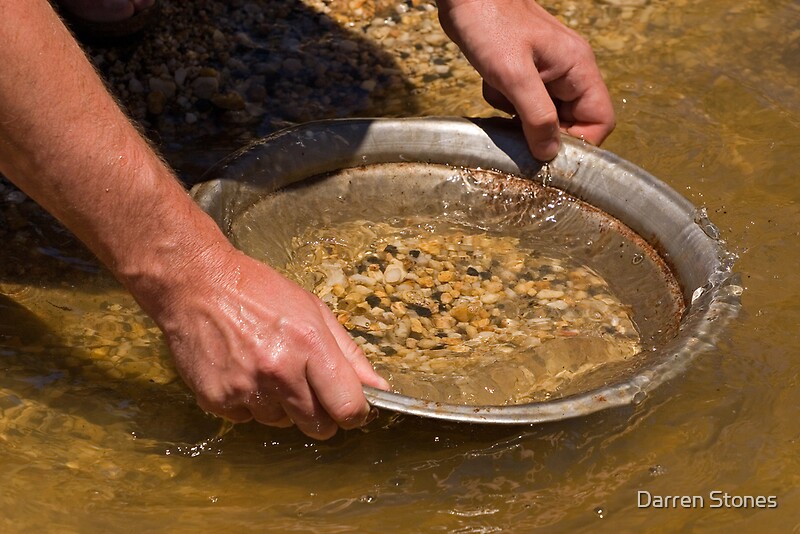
[534,138,561,161]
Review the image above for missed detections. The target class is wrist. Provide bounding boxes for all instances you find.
[112,187,239,324]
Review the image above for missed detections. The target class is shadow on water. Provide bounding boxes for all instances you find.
[0,199,197,444]
[0,294,52,347]
[0,292,221,444]
[0,187,107,288]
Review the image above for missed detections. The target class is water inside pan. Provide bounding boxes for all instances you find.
[230,163,685,405]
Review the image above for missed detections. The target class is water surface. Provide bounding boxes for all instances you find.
[1,0,799,531]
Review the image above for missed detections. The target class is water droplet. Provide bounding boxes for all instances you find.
[693,207,721,240]
[595,507,605,518]
[690,286,702,305]
[632,253,644,265]
[649,464,667,477]
[727,284,744,297]
[632,391,646,405]
[691,281,714,305]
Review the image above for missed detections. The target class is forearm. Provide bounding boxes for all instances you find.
[0,1,229,315]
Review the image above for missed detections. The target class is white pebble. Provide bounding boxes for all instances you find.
[537,289,565,299]
[480,293,502,305]
[546,300,570,310]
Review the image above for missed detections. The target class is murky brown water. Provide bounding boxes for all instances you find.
[2,0,799,531]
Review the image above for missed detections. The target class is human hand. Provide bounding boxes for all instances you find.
[438,0,616,160]
[140,243,390,440]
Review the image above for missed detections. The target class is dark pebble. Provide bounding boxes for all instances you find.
[349,328,381,344]
[479,271,492,280]
[408,303,432,317]
[409,249,420,258]
[383,244,398,255]
[381,345,397,355]
[466,267,480,276]
[366,295,381,308]
[366,255,381,264]
[195,98,213,112]
[246,84,267,102]
[589,285,604,296]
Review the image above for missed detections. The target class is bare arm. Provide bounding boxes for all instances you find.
[438,0,616,160]
[0,0,387,439]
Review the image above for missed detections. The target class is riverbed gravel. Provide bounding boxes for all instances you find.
[80,0,486,152]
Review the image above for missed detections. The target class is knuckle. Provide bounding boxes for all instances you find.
[489,61,528,89]
[197,393,251,423]
[253,353,297,393]
[333,398,368,429]
[539,108,561,127]
[282,317,324,349]
[194,376,254,414]
[298,325,324,349]
[527,109,560,133]
[254,352,282,378]
[195,387,228,413]
[571,35,595,59]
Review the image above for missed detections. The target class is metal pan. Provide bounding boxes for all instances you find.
[191,117,741,424]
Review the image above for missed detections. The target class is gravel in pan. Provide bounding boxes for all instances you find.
[287,220,642,406]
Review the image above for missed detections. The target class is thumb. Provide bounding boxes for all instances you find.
[318,302,391,391]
